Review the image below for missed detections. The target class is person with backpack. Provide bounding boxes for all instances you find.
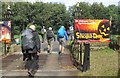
[46,27,55,54]
[57,26,68,55]
[21,25,41,77]
[41,26,46,43]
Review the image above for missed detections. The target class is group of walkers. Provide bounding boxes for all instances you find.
[21,24,73,77]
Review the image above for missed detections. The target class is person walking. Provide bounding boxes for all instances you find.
[21,25,41,77]
[41,26,46,43]
[57,26,68,55]
[46,27,55,54]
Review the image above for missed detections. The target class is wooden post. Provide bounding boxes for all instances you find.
[118,37,120,77]
[79,42,82,68]
[118,37,120,52]
[4,40,6,55]
[82,42,90,72]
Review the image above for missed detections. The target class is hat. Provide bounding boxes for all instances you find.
[43,26,45,28]
[49,27,52,30]
[61,26,65,29]
[29,25,35,30]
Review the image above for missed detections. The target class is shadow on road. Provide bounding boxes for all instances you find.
[24,58,39,77]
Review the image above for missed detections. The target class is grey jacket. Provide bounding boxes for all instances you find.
[22,28,41,53]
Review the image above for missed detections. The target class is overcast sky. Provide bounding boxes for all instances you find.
[28,0,119,7]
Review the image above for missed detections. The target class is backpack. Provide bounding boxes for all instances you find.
[21,29,35,50]
[47,30,54,39]
[41,28,46,34]
[41,29,44,34]
[58,30,64,38]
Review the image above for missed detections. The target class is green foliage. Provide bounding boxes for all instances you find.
[70,2,119,35]
[1,2,119,35]
[0,2,2,20]
[90,2,105,19]
[81,2,93,19]
[2,2,70,35]
[110,35,120,42]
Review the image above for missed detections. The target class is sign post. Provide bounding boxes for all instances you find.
[0,21,11,55]
[83,43,90,72]
[74,19,111,71]
[79,42,82,70]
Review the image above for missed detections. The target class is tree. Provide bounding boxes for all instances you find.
[90,2,105,19]
[2,2,119,35]
[79,2,93,19]
[107,5,118,34]
[70,2,119,35]
[2,2,70,35]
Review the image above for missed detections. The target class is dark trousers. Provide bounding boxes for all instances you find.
[25,53,39,71]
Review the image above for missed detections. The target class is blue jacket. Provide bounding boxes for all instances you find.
[57,26,68,40]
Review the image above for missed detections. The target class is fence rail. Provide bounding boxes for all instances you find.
[69,41,110,71]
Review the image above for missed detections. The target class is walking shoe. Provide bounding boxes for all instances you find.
[47,50,50,53]
[28,71,34,77]
[58,51,61,55]
[49,52,51,55]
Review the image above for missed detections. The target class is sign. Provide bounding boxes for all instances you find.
[0,21,11,44]
[74,19,111,42]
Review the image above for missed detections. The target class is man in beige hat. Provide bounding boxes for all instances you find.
[21,24,41,77]
[29,25,36,31]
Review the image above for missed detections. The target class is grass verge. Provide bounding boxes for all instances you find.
[75,48,118,76]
